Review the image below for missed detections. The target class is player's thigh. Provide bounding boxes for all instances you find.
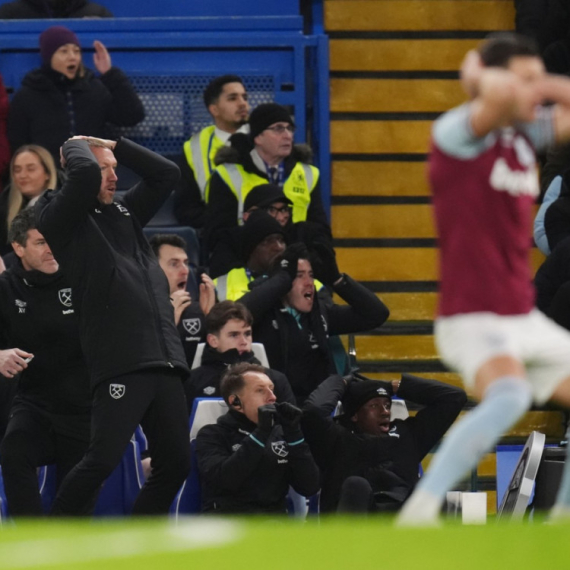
[524,311,570,405]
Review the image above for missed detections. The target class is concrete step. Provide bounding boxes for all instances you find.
[325,0,514,32]
[331,78,465,113]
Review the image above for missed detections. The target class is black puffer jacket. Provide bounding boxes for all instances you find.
[8,66,144,163]
[35,138,189,386]
[302,374,467,512]
[196,407,320,514]
[184,345,295,412]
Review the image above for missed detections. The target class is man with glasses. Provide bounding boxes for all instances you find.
[205,102,331,278]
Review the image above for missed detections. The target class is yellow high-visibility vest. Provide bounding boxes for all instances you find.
[182,125,225,199]
[207,161,319,224]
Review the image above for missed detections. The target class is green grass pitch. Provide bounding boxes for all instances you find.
[0,516,568,570]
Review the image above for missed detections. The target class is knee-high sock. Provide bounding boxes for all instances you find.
[398,377,532,521]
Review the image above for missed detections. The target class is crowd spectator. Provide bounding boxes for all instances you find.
[0,74,10,185]
[214,210,287,301]
[184,300,295,412]
[0,0,113,18]
[0,209,91,516]
[302,373,466,513]
[205,102,330,277]
[174,75,249,231]
[0,145,58,255]
[8,26,144,164]
[240,243,389,403]
[195,362,319,514]
[36,135,190,516]
[150,233,215,367]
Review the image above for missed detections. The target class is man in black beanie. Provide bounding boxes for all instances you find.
[301,374,466,513]
[205,102,331,277]
[213,210,287,301]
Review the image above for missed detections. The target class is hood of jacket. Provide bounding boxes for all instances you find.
[200,345,259,368]
[214,133,313,168]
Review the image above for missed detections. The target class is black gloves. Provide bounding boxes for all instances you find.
[311,240,341,287]
[275,402,303,431]
[257,404,278,434]
[275,243,309,282]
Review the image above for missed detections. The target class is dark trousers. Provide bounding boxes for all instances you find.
[51,369,191,516]
[0,401,90,517]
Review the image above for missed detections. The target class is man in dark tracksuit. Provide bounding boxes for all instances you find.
[239,244,390,403]
[195,362,319,513]
[302,374,467,513]
[0,209,91,516]
[35,136,191,515]
[184,300,295,411]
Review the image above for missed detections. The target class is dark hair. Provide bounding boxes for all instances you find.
[206,300,253,335]
[8,208,37,246]
[220,362,266,404]
[203,74,244,108]
[148,233,188,258]
[479,33,540,68]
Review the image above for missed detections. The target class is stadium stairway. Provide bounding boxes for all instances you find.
[325,0,566,513]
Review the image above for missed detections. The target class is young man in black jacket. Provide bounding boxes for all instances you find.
[239,243,390,403]
[184,300,295,412]
[0,209,91,516]
[35,135,191,516]
[195,362,319,513]
[302,374,466,513]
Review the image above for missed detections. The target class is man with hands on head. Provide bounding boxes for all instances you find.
[302,373,466,514]
[35,134,191,516]
[195,362,319,514]
[239,241,390,403]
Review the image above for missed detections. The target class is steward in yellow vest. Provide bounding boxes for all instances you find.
[205,103,330,263]
[173,75,249,229]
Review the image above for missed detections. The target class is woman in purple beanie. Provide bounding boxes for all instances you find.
[7,25,145,164]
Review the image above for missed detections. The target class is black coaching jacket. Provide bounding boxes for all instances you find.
[196,407,319,514]
[35,138,189,386]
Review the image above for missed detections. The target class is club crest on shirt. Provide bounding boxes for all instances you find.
[15,299,26,313]
[58,288,72,307]
[203,386,216,396]
[271,440,288,458]
[109,384,126,399]
[183,318,201,335]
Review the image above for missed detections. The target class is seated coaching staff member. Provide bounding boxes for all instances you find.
[195,362,319,514]
[35,136,190,516]
[302,374,466,513]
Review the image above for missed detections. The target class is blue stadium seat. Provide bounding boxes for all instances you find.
[36,432,145,517]
[170,398,228,518]
[143,225,200,268]
[0,467,8,521]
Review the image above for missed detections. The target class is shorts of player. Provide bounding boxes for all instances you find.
[435,309,570,404]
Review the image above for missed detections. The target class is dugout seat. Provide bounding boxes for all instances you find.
[170,397,228,517]
[190,342,270,369]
